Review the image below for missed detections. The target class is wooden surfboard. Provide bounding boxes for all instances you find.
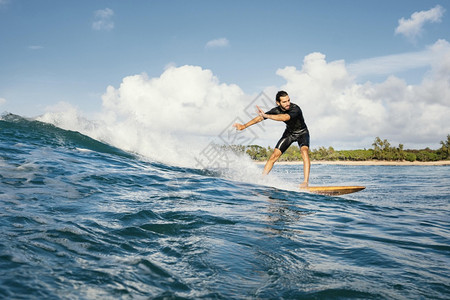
[301,186,365,196]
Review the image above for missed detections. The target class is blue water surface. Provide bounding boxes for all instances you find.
[1,115,449,299]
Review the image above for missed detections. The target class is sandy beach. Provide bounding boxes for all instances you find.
[253,160,450,166]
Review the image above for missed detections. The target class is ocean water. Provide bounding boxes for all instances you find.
[1,114,449,299]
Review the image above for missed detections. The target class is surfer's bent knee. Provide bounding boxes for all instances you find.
[270,148,282,161]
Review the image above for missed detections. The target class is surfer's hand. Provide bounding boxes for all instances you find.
[233,123,246,131]
[256,105,266,118]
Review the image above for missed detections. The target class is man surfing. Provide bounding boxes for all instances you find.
[233,91,311,187]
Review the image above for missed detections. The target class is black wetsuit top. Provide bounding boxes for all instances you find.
[265,103,310,153]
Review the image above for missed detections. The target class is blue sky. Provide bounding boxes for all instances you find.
[1,0,449,151]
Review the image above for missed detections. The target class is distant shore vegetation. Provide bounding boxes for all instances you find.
[229,135,450,162]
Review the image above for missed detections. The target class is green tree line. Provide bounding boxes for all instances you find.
[237,135,450,162]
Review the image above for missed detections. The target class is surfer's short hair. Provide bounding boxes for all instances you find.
[276,91,289,103]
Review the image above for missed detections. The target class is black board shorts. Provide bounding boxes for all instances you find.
[275,129,310,153]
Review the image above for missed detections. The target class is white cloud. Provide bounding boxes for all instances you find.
[92,8,114,31]
[348,40,450,78]
[205,38,230,49]
[100,66,244,133]
[348,49,433,77]
[395,5,445,40]
[0,97,6,106]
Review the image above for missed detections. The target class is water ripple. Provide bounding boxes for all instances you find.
[1,118,450,299]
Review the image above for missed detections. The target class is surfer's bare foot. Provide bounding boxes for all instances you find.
[300,182,309,188]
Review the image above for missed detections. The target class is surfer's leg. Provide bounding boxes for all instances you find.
[263,131,297,175]
[297,132,311,187]
[263,148,282,175]
[300,146,310,187]
[264,132,292,175]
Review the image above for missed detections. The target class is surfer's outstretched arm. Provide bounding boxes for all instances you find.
[233,105,289,131]
[233,115,264,131]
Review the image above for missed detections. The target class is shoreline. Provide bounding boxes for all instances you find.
[253,160,450,166]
